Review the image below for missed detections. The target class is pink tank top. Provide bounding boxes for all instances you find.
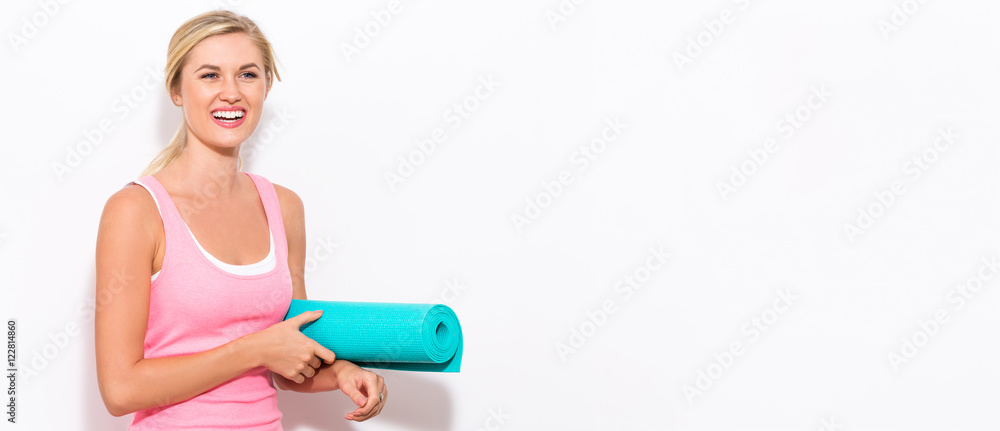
[127,172,292,430]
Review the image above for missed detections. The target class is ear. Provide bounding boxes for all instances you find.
[171,91,182,106]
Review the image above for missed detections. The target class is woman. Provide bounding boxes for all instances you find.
[94,10,387,429]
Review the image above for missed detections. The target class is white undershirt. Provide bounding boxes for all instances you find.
[133,180,276,281]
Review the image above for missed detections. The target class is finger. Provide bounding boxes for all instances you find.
[374,381,387,416]
[351,375,380,419]
[288,310,324,327]
[369,377,385,413]
[341,381,368,409]
[286,371,305,384]
[312,341,336,364]
[347,387,377,420]
[301,364,316,378]
[369,394,384,419]
[307,356,322,369]
[361,377,386,419]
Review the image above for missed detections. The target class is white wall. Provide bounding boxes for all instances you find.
[1,1,998,430]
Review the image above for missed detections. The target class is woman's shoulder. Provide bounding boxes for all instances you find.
[248,171,297,205]
[245,172,298,202]
[105,181,158,218]
[270,181,303,219]
[98,181,160,242]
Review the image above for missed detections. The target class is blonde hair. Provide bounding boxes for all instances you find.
[139,10,281,178]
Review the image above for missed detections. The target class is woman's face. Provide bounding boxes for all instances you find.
[173,32,268,150]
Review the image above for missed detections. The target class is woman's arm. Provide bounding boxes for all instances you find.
[271,184,387,421]
[95,185,334,417]
[270,184,341,393]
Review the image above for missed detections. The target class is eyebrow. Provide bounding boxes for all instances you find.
[194,63,261,73]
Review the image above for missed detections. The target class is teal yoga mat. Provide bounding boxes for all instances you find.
[283,299,463,373]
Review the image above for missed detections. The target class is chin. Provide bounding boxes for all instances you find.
[190,118,260,148]
[217,136,253,148]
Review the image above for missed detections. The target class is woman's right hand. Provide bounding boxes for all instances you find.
[246,310,336,383]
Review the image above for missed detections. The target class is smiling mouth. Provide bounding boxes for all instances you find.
[212,110,245,123]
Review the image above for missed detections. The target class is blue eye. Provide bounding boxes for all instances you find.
[200,71,257,79]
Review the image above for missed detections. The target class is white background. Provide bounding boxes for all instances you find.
[1,0,998,430]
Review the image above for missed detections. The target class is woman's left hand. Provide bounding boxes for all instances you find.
[336,361,387,421]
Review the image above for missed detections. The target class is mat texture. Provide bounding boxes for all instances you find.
[283,299,463,373]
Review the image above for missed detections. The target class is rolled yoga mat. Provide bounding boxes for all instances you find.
[283,299,463,373]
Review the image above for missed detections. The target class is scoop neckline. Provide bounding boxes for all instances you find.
[142,172,282,280]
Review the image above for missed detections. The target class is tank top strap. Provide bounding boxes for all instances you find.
[128,172,288,279]
[243,172,288,263]
[133,174,191,246]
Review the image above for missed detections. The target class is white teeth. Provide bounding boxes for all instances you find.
[212,110,245,121]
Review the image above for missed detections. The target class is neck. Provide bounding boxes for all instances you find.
[162,134,244,201]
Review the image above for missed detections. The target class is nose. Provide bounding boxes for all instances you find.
[218,76,241,104]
